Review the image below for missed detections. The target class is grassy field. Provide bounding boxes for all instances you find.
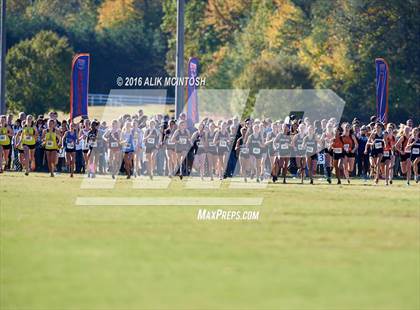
[0,173,419,309]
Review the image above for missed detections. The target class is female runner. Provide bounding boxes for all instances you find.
[103,119,121,179]
[144,119,161,179]
[330,127,344,184]
[164,120,177,177]
[320,121,335,184]
[132,120,144,177]
[235,126,250,182]
[21,115,37,175]
[366,122,385,184]
[385,124,397,184]
[380,129,393,186]
[14,125,25,170]
[62,121,78,177]
[87,121,99,178]
[247,124,264,183]
[42,119,61,177]
[206,122,218,180]
[79,119,91,173]
[121,121,135,179]
[266,123,280,177]
[406,127,420,184]
[0,115,13,173]
[191,122,207,180]
[259,123,268,180]
[395,125,411,181]
[172,120,190,179]
[303,125,320,184]
[292,123,307,184]
[214,121,230,180]
[341,123,358,183]
[273,123,291,184]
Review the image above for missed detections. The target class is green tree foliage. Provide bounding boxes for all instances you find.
[6,31,74,115]
[162,0,419,122]
[5,0,419,121]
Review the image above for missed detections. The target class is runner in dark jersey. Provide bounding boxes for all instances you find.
[303,125,320,184]
[63,122,78,177]
[406,127,420,184]
[191,122,207,180]
[144,119,161,180]
[273,123,291,184]
[366,122,385,184]
[171,120,191,179]
[292,123,307,184]
[320,121,335,184]
[103,119,122,179]
[266,123,280,180]
[206,122,218,181]
[235,126,250,182]
[246,124,264,183]
[87,121,99,178]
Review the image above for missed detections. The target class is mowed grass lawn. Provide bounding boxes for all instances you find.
[0,173,419,310]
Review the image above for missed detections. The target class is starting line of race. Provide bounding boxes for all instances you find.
[75,197,264,206]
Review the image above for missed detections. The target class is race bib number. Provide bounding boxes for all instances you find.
[219,140,227,147]
[0,135,6,142]
[240,148,249,154]
[281,144,288,150]
[306,146,314,153]
[110,142,119,148]
[179,138,187,144]
[344,144,349,152]
[24,135,32,142]
[147,138,155,144]
[90,141,97,148]
[46,141,54,148]
[374,142,382,149]
[333,148,342,154]
[412,148,419,155]
[298,145,304,150]
[167,141,175,145]
[209,142,215,147]
[252,147,261,155]
[318,153,325,164]
[67,142,74,149]
[274,143,280,150]
[383,151,390,156]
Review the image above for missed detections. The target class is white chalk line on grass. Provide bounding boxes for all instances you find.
[75,197,264,206]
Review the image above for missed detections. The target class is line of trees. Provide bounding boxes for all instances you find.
[5,0,420,122]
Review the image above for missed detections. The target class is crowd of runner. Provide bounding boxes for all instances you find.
[0,110,419,185]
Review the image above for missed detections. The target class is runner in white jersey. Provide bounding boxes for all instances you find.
[132,119,144,177]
